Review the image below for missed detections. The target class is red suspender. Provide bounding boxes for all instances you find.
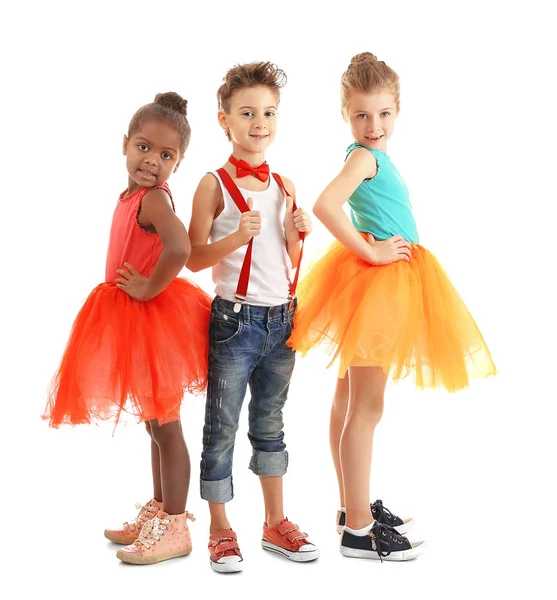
[272,173,305,298]
[216,168,305,311]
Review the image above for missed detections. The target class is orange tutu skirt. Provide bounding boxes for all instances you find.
[43,278,212,427]
[287,242,495,392]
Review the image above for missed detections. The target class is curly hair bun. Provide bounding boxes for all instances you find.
[154,92,188,116]
[350,52,378,64]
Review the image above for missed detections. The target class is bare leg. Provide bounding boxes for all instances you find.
[145,421,163,502]
[149,419,190,515]
[340,366,387,530]
[209,502,231,534]
[260,476,284,527]
[330,376,349,507]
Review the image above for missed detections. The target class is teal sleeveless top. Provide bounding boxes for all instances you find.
[346,143,419,243]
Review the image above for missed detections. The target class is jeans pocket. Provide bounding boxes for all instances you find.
[211,311,243,344]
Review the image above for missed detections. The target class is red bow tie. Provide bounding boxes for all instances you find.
[229,155,270,182]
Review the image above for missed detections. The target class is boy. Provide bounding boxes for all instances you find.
[187,62,318,573]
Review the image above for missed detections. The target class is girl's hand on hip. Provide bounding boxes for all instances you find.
[366,233,412,265]
[116,263,153,301]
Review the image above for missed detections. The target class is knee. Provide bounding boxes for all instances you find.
[348,395,384,427]
[332,392,348,415]
[150,419,182,446]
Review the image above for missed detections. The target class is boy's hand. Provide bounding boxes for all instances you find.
[284,196,312,240]
[116,262,154,301]
[366,233,411,265]
[235,197,262,245]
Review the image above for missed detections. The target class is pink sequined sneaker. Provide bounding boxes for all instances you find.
[117,510,195,565]
[104,499,163,545]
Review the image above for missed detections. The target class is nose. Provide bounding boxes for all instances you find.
[254,116,267,129]
[143,153,158,166]
[368,116,380,132]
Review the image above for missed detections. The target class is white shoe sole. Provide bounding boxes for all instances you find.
[210,556,244,573]
[336,517,414,536]
[340,540,426,561]
[261,540,320,562]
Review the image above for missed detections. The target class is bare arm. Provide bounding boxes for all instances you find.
[187,173,261,272]
[281,177,311,268]
[313,149,410,265]
[116,188,190,300]
[313,148,378,262]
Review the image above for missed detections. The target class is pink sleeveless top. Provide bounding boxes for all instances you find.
[105,183,174,282]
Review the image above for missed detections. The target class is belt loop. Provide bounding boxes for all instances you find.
[243,303,250,323]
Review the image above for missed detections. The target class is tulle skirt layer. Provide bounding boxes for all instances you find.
[287,241,495,392]
[43,278,212,427]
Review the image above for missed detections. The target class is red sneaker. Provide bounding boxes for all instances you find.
[208,528,243,573]
[262,518,319,562]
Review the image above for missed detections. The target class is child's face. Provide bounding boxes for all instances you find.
[219,86,278,154]
[346,89,398,152]
[123,119,181,190]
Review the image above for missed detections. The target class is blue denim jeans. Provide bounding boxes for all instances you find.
[200,296,296,503]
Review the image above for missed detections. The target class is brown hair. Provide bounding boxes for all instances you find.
[127,92,191,156]
[340,52,400,117]
[217,61,287,112]
[217,62,286,140]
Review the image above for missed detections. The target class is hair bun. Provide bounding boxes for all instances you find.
[154,92,188,116]
[350,52,378,65]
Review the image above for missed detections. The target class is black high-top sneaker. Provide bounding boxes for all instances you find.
[336,499,413,535]
[340,521,426,562]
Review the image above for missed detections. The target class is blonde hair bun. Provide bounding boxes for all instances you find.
[350,52,378,64]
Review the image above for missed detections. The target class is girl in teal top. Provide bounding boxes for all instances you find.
[346,143,419,244]
[288,52,495,563]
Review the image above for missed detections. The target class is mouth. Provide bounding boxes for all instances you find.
[138,169,157,179]
[250,134,269,140]
[365,135,384,142]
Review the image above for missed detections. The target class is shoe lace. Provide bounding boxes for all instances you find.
[135,515,169,550]
[372,499,394,523]
[123,502,158,534]
[370,522,406,563]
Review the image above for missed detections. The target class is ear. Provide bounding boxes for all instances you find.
[173,160,181,173]
[123,135,129,155]
[217,110,228,132]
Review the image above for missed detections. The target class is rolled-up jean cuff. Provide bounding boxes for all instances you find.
[249,450,288,476]
[200,476,233,503]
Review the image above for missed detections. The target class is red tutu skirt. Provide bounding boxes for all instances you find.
[43,278,212,427]
[287,241,496,392]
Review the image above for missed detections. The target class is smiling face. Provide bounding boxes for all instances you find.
[218,85,278,160]
[345,89,398,152]
[123,118,181,193]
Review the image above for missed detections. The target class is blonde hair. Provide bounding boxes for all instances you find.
[340,52,400,117]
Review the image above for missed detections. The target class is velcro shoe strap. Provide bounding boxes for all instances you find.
[287,530,309,542]
[278,520,308,543]
[213,539,240,554]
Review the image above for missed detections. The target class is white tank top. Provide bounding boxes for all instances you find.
[209,170,293,307]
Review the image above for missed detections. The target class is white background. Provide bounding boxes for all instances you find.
[2,1,555,598]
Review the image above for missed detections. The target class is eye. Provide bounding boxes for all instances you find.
[138,144,149,151]
[161,152,173,160]
[265,111,276,117]
[380,111,391,118]
[242,111,254,117]
[357,113,368,120]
